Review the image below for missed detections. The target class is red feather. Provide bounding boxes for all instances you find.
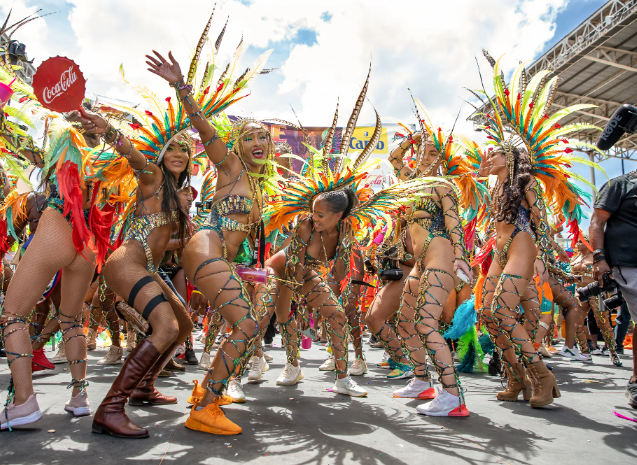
[0,217,8,258]
[57,161,92,256]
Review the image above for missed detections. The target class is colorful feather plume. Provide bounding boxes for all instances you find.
[470,54,607,244]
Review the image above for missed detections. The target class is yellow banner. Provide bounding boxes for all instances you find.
[347,127,388,154]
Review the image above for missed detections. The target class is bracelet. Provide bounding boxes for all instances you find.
[102,125,118,143]
[593,255,607,264]
[119,136,134,159]
[204,133,220,147]
[170,78,193,93]
[593,248,605,256]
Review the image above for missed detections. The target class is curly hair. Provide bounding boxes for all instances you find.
[496,147,533,224]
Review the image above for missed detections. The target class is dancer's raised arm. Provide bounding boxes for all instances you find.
[77,108,160,187]
[146,51,230,168]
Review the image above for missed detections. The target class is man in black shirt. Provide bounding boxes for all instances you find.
[590,170,637,409]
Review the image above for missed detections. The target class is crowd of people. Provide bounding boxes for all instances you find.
[0,12,635,439]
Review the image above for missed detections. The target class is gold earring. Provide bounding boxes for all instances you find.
[506,152,514,180]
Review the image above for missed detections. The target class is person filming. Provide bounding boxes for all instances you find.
[590,169,637,409]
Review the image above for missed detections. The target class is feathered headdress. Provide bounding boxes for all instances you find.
[470,50,606,246]
[266,68,449,246]
[109,9,271,166]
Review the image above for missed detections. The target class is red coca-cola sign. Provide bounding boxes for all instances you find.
[32,56,86,113]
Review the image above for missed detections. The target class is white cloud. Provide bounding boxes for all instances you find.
[8,0,568,134]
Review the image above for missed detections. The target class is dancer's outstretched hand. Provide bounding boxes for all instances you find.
[146,51,183,84]
[77,107,108,135]
[454,259,473,283]
[339,220,352,243]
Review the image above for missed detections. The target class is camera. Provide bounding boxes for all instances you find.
[195,200,212,215]
[378,247,403,281]
[597,104,637,150]
[576,272,625,310]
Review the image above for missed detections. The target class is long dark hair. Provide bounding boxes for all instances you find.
[496,147,533,224]
[157,153,191,243]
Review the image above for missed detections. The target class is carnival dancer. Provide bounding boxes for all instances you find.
[138,14,273,435]
[255,73,432,399]
[473,51,603,407]
[388,98,478,417]
[0,82,113,429]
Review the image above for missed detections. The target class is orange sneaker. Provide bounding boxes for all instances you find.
[187,380,233,406]
[187,380,205,405]
[185,402,242,435]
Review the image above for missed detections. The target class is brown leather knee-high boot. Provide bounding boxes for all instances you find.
[129,342,179,406]
[92,339,160,438]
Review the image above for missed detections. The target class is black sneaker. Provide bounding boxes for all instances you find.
[616,347,624,355]
[626,378,637,409]
[184,348,199,365]
[263,337,273,347]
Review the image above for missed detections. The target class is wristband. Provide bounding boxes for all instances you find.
[593,255,607,264]
[593,248,605,256]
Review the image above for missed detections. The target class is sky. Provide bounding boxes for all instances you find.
[2,0,634,223]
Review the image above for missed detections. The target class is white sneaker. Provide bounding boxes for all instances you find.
[591,347,603,355]
[378,351,390,368]
[226,378,246,403]
[198,352,211,371]
[52,340,66,364]
[174,343,185,357]
[451,351,460,362]
[333,375,367,397]
[276,363,304,385]
[248,356,270,381]
[319,357,335,371]
[559,345,588,361]
[96,346,123,365]
[263,351,273,362]
[538,343,552,358]
[349,358,368,376]
[393,378,437,399]
[64,391,91,416]
[416,387,468,417]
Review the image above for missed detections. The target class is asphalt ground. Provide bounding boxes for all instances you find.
[0,332,636,465]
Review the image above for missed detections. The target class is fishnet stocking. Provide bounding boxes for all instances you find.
[1,209,95,404]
